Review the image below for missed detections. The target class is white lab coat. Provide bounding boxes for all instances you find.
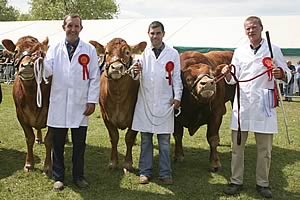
[132,44,183,134]
[44,39,100,128]
[227,39,291,134]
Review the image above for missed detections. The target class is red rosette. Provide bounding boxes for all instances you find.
[262,57,273,81]
[165,61,174,85]
[79,54,90,80]
[262,57,278,107]
[262,57,273,69]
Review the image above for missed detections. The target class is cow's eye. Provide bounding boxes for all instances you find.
[186,76,195,84]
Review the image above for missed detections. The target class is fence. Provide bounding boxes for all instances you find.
[0,62,15,84]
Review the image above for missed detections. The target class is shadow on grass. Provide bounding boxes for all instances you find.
[54,141,300,200]
[0,147,41,179]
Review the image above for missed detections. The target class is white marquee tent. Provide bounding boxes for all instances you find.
[0,15,299,62]
[0,15,299,93]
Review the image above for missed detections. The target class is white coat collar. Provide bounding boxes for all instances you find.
[61,39,83,61]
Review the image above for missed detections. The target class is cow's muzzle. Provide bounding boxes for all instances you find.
[191,74,216,100]
[106,58,132,80]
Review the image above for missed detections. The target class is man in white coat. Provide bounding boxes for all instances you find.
[131,21,183,185]
[44,14,100,191]
[222,16,291,198]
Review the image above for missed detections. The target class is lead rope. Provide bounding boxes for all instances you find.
[229,64,272,145]
[34,57,48,108]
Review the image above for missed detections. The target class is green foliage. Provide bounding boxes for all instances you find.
[0,0,20,21]
[30,0,119,20]
[17,13,32,21]
[0,84,300,199]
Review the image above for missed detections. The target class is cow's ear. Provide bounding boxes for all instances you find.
[131,41,147,54]
[89,40,105,56]
[41,37,49,52]
[2,39,16,53]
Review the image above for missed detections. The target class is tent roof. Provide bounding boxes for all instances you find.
[0,16,299,55]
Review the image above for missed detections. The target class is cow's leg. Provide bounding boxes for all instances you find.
[35,129,43,144]
[104,120,119,170]
[123,129,137,172]
[43,128,53,177]
[173,123,184,162]
[207,115,222,172]
[21,124,35,172]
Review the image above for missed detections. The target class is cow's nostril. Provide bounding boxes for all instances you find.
[200,81,206,86]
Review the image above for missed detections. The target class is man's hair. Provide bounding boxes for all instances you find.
[245,16,263,28]
[148,21,165,33]
[62,14,82,28]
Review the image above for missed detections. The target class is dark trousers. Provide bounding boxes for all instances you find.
[50,126,87,182]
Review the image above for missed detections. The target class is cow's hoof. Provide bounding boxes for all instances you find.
[108,162,118,170]
[24,164,33,172]
[123,163,134,173]
[209,166,222,173]
[35,139,43,144]
[43,167,52,178]
[174,155,184,163]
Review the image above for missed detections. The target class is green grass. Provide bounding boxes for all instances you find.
[0,84,300,200]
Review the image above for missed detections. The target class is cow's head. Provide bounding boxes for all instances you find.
[2,36,48,81]
[182,63,217,102]
[90,38,147,80]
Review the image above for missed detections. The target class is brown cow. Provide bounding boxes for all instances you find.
[174,51,235,172]
[90,38,146,171]
[2,36,52,175]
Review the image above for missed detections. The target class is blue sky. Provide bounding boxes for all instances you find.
[8,0,300,18]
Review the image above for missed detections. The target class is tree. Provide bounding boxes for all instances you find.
[0,0,20,21]
[30,0,119,20]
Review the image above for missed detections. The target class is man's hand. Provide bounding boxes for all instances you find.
[172,99,181,109]
[83,103,96,116]
[272,66,286,82]
[133,61,142,75]
[221,64,232,82]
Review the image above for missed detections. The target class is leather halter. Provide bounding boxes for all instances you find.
[189,73,216,101]
[13,50,32,69]
[13,49,44,81]
[104,55,133,79]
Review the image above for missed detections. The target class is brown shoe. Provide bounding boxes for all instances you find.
[139,175,150,184]
[159,177,174,185]
[53,181,64,192]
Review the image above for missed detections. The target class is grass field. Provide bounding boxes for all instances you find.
[0,84,299,200]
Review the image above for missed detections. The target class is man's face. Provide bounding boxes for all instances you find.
[63,16,82,44]
[148,26,165,48]
[244,19,263,43]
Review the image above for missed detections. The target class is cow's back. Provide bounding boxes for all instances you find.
[204,51,233,66]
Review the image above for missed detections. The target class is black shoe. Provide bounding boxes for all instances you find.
[256,185,272,198]
[73,177,89,189]
[224,183,243,195]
